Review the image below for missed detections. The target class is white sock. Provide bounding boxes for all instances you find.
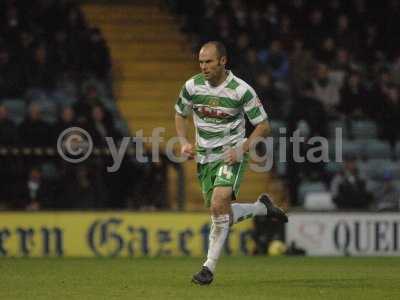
[231,201,267,224]
[203,214,230,273]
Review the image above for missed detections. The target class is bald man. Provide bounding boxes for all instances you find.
[175,41,288,285]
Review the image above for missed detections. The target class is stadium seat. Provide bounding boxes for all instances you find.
[275,161,287,177]
[395,141,400,159]
[51,90,77,107]
[328,119,348,139]
[2,99,26,124]
[360,159,396,180]
[270,120,287,137]
[365,179,382,194]
[304,192,336,210]
[329,139,364,160]
[82,78,110,98]
[25,88,50,102]
[114,119,130,136]
[382,161,400,180]
[364,139,392,160]
[101,97,119,116]
[55,78,78,99]
[350,120,378,139]
[325,160,342,174]
[393,179,400,191]
[32,99,58,124]
[298,181,327,204]
[41,162,59,180]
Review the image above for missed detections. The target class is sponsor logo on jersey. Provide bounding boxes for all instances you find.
[208,97,219,107]
[194,105,231,119]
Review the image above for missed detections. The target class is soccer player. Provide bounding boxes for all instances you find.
[174,41,288,285]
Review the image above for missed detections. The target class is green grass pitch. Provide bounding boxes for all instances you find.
[1,257,399,299]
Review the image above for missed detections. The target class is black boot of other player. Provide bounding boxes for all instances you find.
[258,193,288,223]
[192,266,213,285]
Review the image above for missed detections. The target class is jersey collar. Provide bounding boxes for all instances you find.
[206,70,233,90]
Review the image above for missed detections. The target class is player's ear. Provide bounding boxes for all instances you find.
[220,55,227,67]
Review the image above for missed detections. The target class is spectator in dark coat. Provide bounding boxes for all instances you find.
[0,105,19,146]
[20,167,53,210]
[26,43,56,89]
[83,28,111,79]
[330,154,373,209]
[379,85,400,148]
[314,37,336,65]
[0,46,25,98]
[337,71,369,118]
[19,103,53,147]
[53,106,79,144]
[85,104,120,146]
[73,84,106,124]
[0,105,19,206]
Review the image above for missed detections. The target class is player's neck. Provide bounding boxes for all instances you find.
[208,70,228,87]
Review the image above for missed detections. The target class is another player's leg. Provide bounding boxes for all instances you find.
[231,193,288,225]
[192,186,232,285]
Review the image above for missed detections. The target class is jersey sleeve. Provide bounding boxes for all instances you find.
[241,87,268,125]
[175,81,193,117]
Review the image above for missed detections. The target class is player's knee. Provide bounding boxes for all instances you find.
[210,196,230,216]
[210,204,224,216]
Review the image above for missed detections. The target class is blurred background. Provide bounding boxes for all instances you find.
[0,0,400,257]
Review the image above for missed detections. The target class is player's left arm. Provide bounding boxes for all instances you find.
[224,120,270,165]
[242,119,271,153]
[224,87,270,165]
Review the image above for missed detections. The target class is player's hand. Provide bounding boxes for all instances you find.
[223,146,243,165]
[181,143,195,160]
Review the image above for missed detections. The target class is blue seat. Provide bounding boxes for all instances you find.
[325,161,342,174]
[298,181,327,204]
[364,139,392,160]
[361,159,395,180]
[114,119,130,136]
[329,139,364,160]
[270,119,287,137]
[32,100,58,124]
[275,161,287,177]
[366,179,381,190]
[328,119,348,139]
[81,78,110,98]
[2,99,26,124]
[395,141,400,159]
[25,88,50,102]
[51,90,77,107]
[41,162,59,180]
[350,120,378,139]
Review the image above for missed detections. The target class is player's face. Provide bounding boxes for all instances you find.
[199,46,225,82]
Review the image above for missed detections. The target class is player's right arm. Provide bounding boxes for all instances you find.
[175,113,195,159]
[175,81,195,159]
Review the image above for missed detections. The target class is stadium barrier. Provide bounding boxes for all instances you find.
[0,212,254,257]
[286,212,400,256]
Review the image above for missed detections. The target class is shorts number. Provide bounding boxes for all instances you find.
[218,165,233,179]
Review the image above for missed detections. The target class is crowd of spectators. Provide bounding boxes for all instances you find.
[170,0,400,210]
[0,0,168,210]
[0,0,111,98]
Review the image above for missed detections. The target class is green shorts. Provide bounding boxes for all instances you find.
[197,154,249,207]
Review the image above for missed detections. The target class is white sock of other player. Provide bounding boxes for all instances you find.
[203,214,230,273]
[231,201,267,224]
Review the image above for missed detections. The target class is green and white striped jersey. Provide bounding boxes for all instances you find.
[175,71,268,163]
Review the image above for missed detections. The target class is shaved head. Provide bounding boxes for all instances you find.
[200,41,227,59]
